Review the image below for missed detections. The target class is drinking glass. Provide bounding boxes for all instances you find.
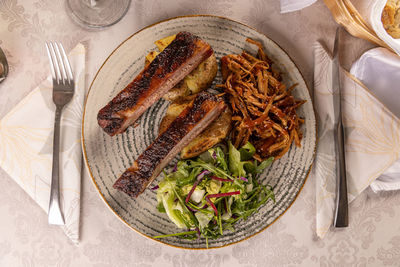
[66,0,131,29]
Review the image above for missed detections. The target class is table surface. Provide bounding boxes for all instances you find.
[1,1,400,266]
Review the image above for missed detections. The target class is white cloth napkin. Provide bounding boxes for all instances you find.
[313,42,400,238]
[0,43,85,244]
[351,47,400,192]
[280,0,317,13]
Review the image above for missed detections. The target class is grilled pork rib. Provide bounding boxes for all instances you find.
[159,96,232,159]
[113,92,226,198]
[97,32,213,136]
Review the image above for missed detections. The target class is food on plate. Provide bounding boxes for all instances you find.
[148,34,223,158]
[159,95,232,159]
[153,142,274,245]
[144,34,177,65]
[97,31,213,136]
[163,56,218,102]
[155,34,178,51]
[218,38,305,160]
[146,34,218,102]
[113,92,226,198]
[382,0,400,38]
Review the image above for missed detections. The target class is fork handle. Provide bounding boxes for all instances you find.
[48,105,65,225]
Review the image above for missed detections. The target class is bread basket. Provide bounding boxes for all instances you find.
[324,0,399,54]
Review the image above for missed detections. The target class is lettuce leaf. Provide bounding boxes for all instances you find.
[195,208,214,230]
[228,142,245,177]
[159,189,187,228]
[155,141,275,241]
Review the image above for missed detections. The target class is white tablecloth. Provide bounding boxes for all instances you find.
[1,0,399,266]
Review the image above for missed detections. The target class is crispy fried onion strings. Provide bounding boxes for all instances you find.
[218,38,306,160]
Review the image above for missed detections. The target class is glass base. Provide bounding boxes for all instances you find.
[66,0,131,29]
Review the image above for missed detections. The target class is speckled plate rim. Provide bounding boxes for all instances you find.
[82,14,317,250]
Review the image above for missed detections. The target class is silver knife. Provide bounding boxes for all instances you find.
[332,26,349,227]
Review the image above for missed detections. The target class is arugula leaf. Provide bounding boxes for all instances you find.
[155,141,276,243]
[220,181,234,194]
[199,149,215,164]
[215,146,228,171]
[153,230,197,239]
[157,201,166,213]
[170,160,190,180]
[239,142,256,161]
[256,157,274,173]
[217,202,223,235]
[264,185,276,203]
[176,166,202,187]
[190,160,233,179]
[243,161,256,175]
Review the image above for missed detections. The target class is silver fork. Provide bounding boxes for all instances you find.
[45,42,74,225]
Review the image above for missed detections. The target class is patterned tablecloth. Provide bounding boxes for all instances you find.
[0,0,399,266]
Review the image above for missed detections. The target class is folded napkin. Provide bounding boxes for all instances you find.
[313,42,400,238]
[280,0,317,13]
[0,44,85,244]
[351,47,400,192]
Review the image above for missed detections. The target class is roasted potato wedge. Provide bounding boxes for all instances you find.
[155,34,177,51]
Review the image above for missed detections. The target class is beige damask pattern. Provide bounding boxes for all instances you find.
[232,222,309,266]
[1,0,400,266]
[377,235,400,265]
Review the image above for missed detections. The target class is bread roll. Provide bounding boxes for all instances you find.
[382,0,400,38]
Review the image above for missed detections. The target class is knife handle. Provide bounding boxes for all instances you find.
[334,119,349,227]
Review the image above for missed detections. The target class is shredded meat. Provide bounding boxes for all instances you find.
[218,38,305,160]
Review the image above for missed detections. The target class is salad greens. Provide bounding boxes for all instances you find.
[154,141,275,246]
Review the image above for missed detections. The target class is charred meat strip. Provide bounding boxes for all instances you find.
[113,92,226,198]
[98,32,213,136]
[158,95,232,159]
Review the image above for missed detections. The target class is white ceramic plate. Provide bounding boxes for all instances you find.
[82,15,316,249]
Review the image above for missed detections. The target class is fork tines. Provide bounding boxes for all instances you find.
[45,42,74,85]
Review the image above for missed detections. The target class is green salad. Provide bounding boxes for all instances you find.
[153,141,275,246]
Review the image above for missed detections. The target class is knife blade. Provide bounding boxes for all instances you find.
[332,26,349,227]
